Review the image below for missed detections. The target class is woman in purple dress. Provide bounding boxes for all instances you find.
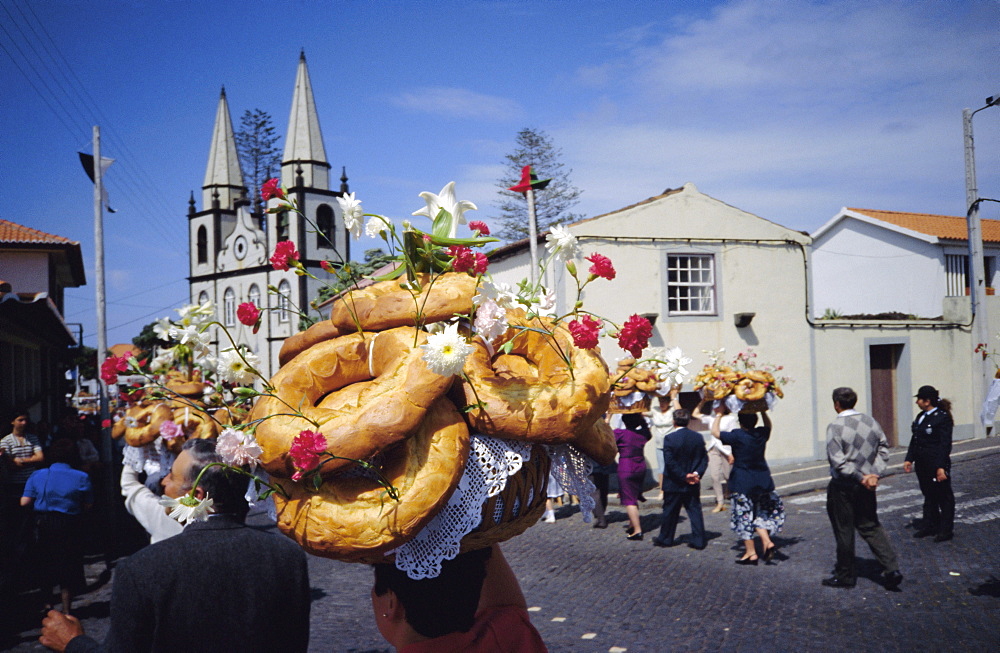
[615,412,651,541]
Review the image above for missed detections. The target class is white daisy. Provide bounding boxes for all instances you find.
[159,494,214,524]
[218,348,260,386]
[420,322,475,377]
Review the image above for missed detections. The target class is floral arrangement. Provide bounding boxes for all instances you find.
[692,348,788,410]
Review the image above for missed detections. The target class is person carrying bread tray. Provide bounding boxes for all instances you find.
[904,385,955,542]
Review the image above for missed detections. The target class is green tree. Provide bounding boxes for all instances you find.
[314,248,396,305]
[235,109,282,212]
[132,320,162,357]
[494,127,583,241]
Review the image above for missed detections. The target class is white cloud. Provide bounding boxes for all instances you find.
[392,87,523,121]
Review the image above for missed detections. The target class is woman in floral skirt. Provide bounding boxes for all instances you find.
[711,410,784,564]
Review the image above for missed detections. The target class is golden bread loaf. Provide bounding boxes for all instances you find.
[123,402,174,447]
[329,272,477,332]
[278,320,342,368]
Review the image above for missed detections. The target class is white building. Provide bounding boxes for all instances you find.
[811,208,1000,318]
[188,53,351,378]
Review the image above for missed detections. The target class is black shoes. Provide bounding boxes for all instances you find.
[934,532,953,542]
[626,531,643,541]
[913,528,936,538]
[762,545,779,563]
[735,556,758,566]
[821,576,856,589]
[651,537,673,548]
[883,570,903,590]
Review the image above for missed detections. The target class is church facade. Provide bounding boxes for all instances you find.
[187,53,350,379]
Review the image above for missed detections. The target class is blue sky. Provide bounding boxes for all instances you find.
[2,0,999,348]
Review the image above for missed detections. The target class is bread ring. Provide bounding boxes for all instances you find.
[745,370,770,383]
[252,327,455,479]
[329,272,477,332]
[278,320,342,368]
[454,312,611,443]
[572,418,617,465]
[123,403,174,447]
[271,397,470,561]
[164,372,206,398]
[162,405,221,454]
[733,378,756,401]
[111,416,126,440]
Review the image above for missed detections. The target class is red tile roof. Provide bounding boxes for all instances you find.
[849,208,1000,243]
[0,219,77,245]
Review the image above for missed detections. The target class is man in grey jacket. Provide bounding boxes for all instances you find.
[822,387,902,590]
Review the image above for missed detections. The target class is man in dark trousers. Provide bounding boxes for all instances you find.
[653,409,709,550]
[39,439,311,652]
[823,387,902,590]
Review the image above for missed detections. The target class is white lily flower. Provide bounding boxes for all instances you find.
[150,348,176,373]
[159,494,214,524]
[545,224,580,262]
[337,192,364,240]
[169,326,211,356]
[473,298,508,343]
[177,301,214,327]
[412,182,477,238]
[420,322,475,377]
[216,427,263,469]
[218,348,260,386]
[152,317,173,342]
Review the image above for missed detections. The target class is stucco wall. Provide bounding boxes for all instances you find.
[0,251,50,293]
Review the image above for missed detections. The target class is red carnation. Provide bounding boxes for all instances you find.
[617,314,652,358]
[585,253,616,280]
[261,178,285,201]
[448,246,476,274]
[237,302,261,327]
[270,241,299,271]
[101,419,111,429]
[469,220,490,236]
[568,314,602,350]
[472,251,489,275]
[289,429,328,480]
[320,260,334,273]
[100,353,131,385]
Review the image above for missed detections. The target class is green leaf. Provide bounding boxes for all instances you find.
[431,207,453,238]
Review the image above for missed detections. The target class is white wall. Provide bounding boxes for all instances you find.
[0,251,49,293]
[812,217,944,318]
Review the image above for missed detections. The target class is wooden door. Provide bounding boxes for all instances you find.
[870,344,901,446]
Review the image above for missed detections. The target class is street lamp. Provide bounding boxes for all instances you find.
[963,91,1000,437]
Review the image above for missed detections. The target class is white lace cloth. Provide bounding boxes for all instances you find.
[121,438,175,485]
[724,391,778,414]
[390,435,595,579]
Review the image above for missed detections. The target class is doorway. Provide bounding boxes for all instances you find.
[870,344,903,446]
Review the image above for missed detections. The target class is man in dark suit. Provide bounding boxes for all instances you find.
[39,439,311,652]
[653,409,709,550]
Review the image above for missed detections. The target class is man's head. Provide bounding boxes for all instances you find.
[737,412,758,430]
[832,387,857,412]
[9,409,28,433]
[672,408,691,427]
[48,438,79,466]
[161,438,249,519]
[371,547,491,640]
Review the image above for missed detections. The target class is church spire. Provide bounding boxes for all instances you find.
[281,51,330,190]
[202,86,245,210]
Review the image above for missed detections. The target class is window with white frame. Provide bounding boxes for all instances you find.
[667,254,716,316]
[223,288,236,326]
[248,284,261,308]
[278,280,291,323]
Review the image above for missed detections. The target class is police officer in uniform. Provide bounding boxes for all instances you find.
[903,385,954,542]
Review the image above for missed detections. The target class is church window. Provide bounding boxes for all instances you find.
[248,284,261,308]
[197,226,208,264]
[316,204,334,249]
[278,280,291,323]
[223,288,236,327]
[197,291,209,307]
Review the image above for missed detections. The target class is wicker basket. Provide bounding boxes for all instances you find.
[608,394,651,414]
[460,444,551,552]
[738,397,770,413]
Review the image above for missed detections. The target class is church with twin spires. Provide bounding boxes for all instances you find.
[187,52,348,379]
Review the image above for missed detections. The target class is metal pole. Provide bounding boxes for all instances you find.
[526,188,539,285]
[964,108,989,439]
[93,126,110,445]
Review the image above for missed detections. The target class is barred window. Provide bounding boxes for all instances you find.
[667,254,716,315]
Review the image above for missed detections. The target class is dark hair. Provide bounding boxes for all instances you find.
[8,408,29,424]
[935,397,953,414]
[832,387,857,409]
[48,438,79,466]
[738,412,758,430]
[672,408,691,427]
[182,439,249,520]
[622,412,650,436]
[372,547,491,638]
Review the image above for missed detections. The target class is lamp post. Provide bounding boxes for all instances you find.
[963,91,1000,438]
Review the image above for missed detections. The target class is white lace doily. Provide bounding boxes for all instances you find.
[723,391,778,413]
[390,435,597,579]
[122,438,175,485]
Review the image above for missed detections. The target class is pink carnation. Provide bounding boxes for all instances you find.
[617,314,652,358]
[237,302,261,327]
[568,314,601,350]
[468,220,490,236]
[585,253,616,280]
[159,420,184,439]
[270,241,299,271]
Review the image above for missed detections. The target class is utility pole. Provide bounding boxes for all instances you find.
[964,92,1000,438]
[508,165,551,285]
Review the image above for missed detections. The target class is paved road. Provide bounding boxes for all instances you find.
[5,440,1000,652]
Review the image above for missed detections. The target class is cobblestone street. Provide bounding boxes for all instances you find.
[6,441,999,652]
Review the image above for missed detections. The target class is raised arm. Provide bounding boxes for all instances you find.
[477,544,527,613]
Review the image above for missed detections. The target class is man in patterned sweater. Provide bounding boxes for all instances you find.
[822,387,902,590]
